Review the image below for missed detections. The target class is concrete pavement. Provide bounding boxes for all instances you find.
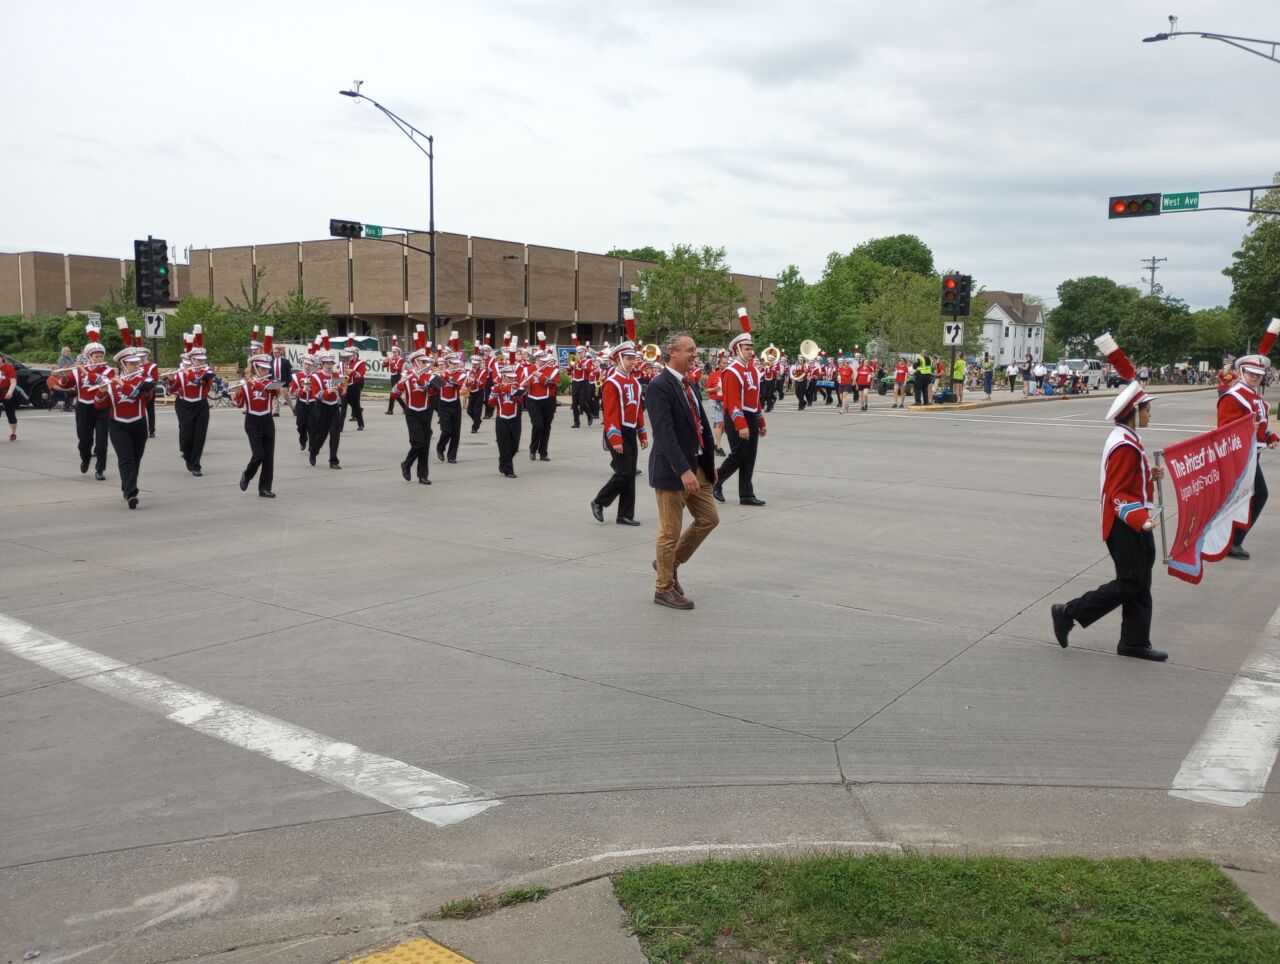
[2,387,1278,962]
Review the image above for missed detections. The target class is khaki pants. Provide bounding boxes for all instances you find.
[654,468,719,593]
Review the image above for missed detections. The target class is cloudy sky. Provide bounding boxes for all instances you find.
[4,0,1277,310]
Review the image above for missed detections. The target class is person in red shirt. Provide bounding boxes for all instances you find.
[46,324,113,479]
[170,342,215,474]
[1,359,19,441]
[465,353,488,433]
[590,338,649,526]
[435,347,467,464]
[487,365,525,478]
[524,335,559,462]
[384,340,404,415]
[308,352,346,468]
[715,308,768,507]
[392,345,441,484]
[342,342,368,430]
[704,352,727,456]
[96,346,154,509]
[235,347,280,498]
[836,356,854,413]
[289,354,317,452]
[1052,334,1166,661]
[892,356,910,409]
[855,356,875,412]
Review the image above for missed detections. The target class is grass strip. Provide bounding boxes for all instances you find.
[614,853,1280,963]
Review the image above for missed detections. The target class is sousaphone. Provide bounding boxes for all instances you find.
[799,339,821,361]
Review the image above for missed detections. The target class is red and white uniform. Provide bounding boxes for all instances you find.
[790,362,808,382]
[687,363,703,387]
[310,370,346,406]
[524,363,559,401]
[235,375,277,416]
[1218,382,1278,449]
[602,368,647,447]
[438,369,466,403]
[464,365,487,393]
[1100,424,1154,540]
[96,370,151,422]
[344,357,367,386]
[174,365,214,402]
[856,362,874,387]
[393,367,435,411]
[723,358,765,432]
[570,358,590,382]
[386,354,405,379]
[488,383,523,419]
[73,364,114,405]
[290,370,314,402]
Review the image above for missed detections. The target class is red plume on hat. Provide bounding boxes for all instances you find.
[414,324,426,351]
[1259,317,1280,357]
[1094,332,1135,381]
[321,329,331,352]
[262,326,275,355]
[117,316,133,348]
[537,331,547,351]
[737,307,752,335]
[84,319,101,346]
[183,332,194,352]
[572,333,580,349]
[134,330,143,347]
[391,334,399,349]
[193,324,204,349]
[251,324,260,344]
[449,330,460,352]
[623,307,636,344]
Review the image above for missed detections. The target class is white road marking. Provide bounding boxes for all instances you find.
[0,613,498,827]
[1170,602,1280,807]
[1053,412,1089,420]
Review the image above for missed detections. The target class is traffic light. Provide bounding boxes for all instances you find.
[941,274,959,316]
[133,237,171,308]
[956,274,972,317]
[1108,193,1161,219]
[329,218,363,239]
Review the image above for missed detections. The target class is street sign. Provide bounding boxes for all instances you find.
[86,311,101,326]
[144,312,166,339]
[364,224,383,239]
[944,321,964,345]
[1162,191,1200,212]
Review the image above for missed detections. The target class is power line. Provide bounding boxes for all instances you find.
[1140,256,1167,296]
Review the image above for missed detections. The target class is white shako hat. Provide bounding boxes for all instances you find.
[1096,333,1152,422]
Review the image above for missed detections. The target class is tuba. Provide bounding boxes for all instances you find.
[760,343,781,366]
[642,343,661,363]
[799,339,821,362]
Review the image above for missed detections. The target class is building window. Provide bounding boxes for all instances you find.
[1004,327,1009,338]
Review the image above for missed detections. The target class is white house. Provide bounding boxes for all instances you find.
[981,291,1046,364]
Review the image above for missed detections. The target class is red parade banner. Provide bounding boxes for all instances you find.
[1161,413,1256,584]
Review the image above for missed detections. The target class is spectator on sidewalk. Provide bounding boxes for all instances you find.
[1020,354,1033,397]
[981,353,994,399]
[952,355,966,403]
[1005,361,1018,393]
[1033,360,1047,396]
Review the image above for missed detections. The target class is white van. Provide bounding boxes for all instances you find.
[1063,358,1103,390]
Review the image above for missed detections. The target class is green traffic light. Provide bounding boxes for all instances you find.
[156,266,168,276]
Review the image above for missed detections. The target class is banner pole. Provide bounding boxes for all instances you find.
[1154,449,1169,564]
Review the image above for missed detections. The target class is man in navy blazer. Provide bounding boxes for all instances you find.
[645,331,719,610]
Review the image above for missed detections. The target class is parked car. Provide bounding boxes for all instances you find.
[1062,358,1103,391]
[0,352,55,408]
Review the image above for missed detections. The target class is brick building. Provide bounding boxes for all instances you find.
[0,235,777,348]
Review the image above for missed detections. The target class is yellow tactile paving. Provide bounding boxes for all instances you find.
[343,936,474,963]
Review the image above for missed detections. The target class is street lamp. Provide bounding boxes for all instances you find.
[339,84,437,332]
[1142,15,1279,65]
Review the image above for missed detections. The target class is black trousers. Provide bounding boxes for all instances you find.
[294,401,313,448]
[76,402,109,471]
[587,382,599,418]
[571,381,592,426]
[762,379,776,412]
[482,383,494,418]
[310,403,342,464]
[345,383,364,428]
[1064,523,1155,648]
[2,395,17,427]
[496,416,520,474]
[794,380,808,409]
[595,427,638,520]
[175,398,210,469]
[914,375,929,406]
[718,411,760,499]
[806,380,819,406]
[242,413,275,492]
[386,375,402,414]
[1233,464,1269,547]
[527,396,555,456]
[404,408,433,479]
[145,393,157,435]
[108,419,147,499]
[436,400,461,460]
[467,388,486,431]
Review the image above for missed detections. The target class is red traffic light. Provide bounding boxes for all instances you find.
[1108,193,1161,219]
[944,277,957,290]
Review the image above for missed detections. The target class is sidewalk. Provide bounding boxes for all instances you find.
[905,381,1215,413]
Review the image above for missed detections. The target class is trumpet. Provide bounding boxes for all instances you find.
[642,343,660,363]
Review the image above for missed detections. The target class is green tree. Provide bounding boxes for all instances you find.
[632,244,744,342]
[169,297,242,366]
[755,265,811,356]
[1190,306,1240,365]
[223,266,274,327]
[1223,173,1280,357]
[1118,296,1195,364]
[272,288,333,340]
[606,246,665,263]
[854,234,935,275]
[864,274,987,358]
[805,250,891,353]
[1048,276,1141,355]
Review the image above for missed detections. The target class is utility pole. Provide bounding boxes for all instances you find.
[1140,256,1167,296]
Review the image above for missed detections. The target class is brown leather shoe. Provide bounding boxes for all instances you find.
[653,589,694,610]
[652,559,683,596]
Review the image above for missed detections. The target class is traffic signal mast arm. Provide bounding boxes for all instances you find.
[1109,185,1280,218]
[328,218,434,255]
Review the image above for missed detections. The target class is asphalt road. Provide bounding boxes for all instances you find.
[2,388,1278,962]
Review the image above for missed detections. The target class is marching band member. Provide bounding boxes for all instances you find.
[290,353,317,451]
[488,363,524,478]
[569,336,594,428]
[48,321,112,480]
[235,334,279,498]
[1216,317,1280,559]
[524,333,559,462]
[123,322,160,439]
[435,334,466,463]
[760,348,778,412]
[384,337,404,415]
[892,355,910,409]
[171,332,214,475]
[342,338,367,429]
[775,352,789,402]
[96,339,154,509]
[465,352,489,433]
[790,356,810,411]
[308,344,346,469]
[1051,333,1165,661]
[856,354,875,412]
[590,323,648,526]
[715,308,767,507]
[392,338,440,484]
